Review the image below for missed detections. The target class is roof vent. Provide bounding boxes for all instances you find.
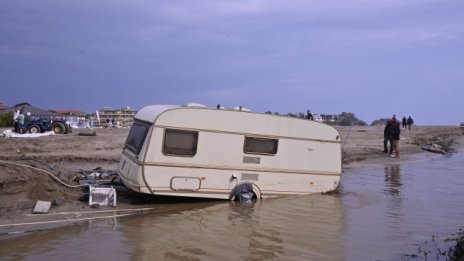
[184,102,207,108]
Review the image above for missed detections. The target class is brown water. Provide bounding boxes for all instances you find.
[1,150,464,261]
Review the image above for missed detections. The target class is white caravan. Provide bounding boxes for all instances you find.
[118,105,342,200]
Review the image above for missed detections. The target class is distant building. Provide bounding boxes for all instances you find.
[320,114,337,123]
[0,103,8,110]
[312,113,323,122]
[96,106,137,127]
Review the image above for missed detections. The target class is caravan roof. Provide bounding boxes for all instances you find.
[136,105,180,123]
[134,105,340,142]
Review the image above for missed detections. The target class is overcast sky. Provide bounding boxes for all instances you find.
[1,0,463,125]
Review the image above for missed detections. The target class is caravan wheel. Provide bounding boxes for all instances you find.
[231,183,261,202]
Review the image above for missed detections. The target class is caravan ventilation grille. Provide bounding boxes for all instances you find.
[241,173,259,181]
[243,156,260,164]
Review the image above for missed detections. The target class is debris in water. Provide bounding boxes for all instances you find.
[89,186,117,207]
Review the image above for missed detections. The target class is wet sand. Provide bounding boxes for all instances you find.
[338,125,464,166]
[0,125,463,237]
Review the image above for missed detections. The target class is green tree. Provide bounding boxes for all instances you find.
[336,112,367,126]
[0,111,13,127]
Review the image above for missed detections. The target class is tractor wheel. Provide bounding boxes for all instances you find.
[51,122,65,134]
[29,125,41,134]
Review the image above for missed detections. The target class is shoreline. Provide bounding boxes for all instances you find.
[337,125,464,167]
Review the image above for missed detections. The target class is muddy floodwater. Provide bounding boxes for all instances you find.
[1,149,464,261]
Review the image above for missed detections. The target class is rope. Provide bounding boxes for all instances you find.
[0,213,137,228]
[24,207,155,216]
[0,159,87,188]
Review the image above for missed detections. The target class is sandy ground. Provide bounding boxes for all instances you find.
[0,125,463,238]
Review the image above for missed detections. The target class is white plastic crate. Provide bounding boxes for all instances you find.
[89,186,117,207]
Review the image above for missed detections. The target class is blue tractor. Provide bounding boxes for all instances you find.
[24,118,72,134]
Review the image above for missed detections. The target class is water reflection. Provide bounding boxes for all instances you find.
[228,202,284,260]
[384,164,402,197]
[119,195,344,261]
[0,219,131,260]
[120,201,221,260]
[0,225,82,259]
[383,164,404,242]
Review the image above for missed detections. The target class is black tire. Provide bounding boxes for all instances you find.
[28,125,41,134]
[51,122,65,134]
[232,183,260,202]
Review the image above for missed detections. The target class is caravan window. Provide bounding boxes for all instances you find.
[125,121,151,155]
[163,129,198,156]
[244,137,278,155]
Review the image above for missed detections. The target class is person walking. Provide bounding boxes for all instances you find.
[402,116,407,129]
[392,120,401,158]
[406,116,414,130]
[383,119,394,153]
